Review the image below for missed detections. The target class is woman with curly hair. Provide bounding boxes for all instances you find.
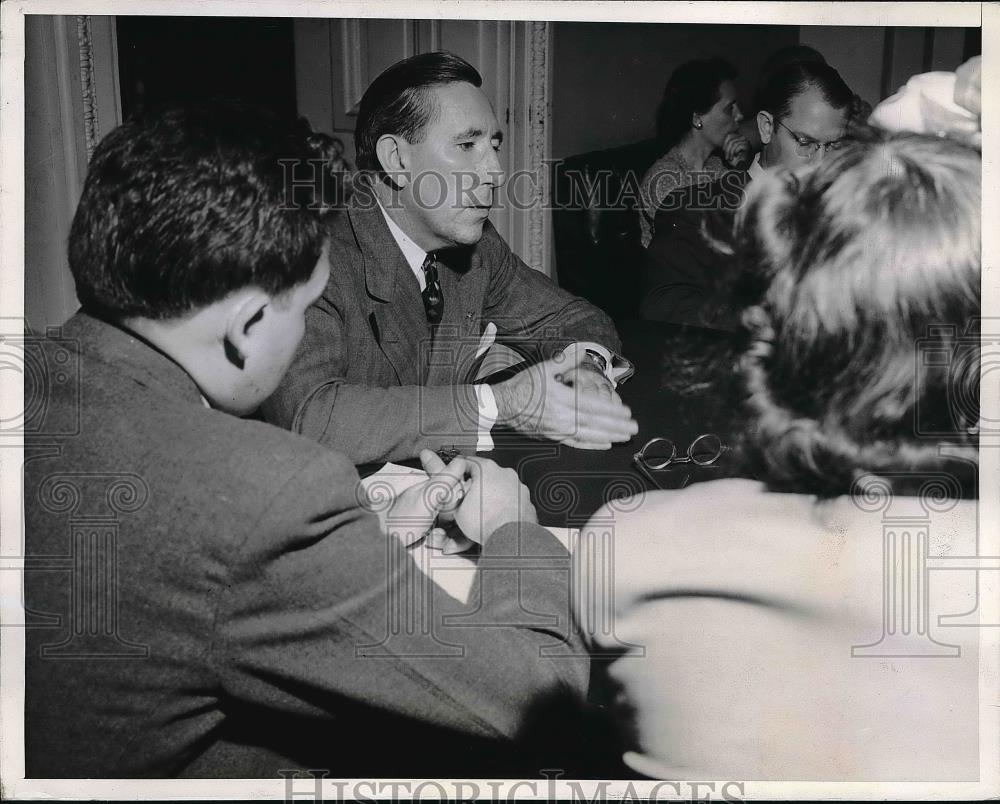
[586,132,982,781]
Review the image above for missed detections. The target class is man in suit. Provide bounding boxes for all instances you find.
[23,104,588,778]
[261,52,638,464]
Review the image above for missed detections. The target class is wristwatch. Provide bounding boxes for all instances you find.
[581,348,609,376]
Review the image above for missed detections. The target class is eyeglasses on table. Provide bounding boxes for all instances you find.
[632,433,729,490]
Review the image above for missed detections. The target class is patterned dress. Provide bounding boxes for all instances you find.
[638,149,726,248]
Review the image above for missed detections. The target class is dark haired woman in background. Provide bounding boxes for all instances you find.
[638,58,751,248]
[586,132,982,780]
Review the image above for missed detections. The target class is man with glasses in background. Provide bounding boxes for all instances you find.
[637,58,853,329]
[750,60,853,176]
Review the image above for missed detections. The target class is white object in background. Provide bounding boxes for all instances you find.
[870,71,979,139]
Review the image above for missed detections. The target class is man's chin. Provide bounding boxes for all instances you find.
[452,219,488,247]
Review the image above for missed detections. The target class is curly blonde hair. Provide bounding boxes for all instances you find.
[734,133,981,496]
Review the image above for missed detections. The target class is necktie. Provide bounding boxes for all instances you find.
[421,253,444,325]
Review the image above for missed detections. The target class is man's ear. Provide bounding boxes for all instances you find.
[375,133,409,189]
[757,110,774,145]
[222,289,270,371]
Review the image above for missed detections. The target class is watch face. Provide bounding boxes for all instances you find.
[584,349,609,373]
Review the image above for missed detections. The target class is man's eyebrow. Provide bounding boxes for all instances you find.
[452,127,505,142]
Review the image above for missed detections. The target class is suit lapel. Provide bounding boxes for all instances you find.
[348,196,427,385]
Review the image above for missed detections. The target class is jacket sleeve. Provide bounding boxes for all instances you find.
[477,223,622,360]
[259,284,485,464]
[212,449,589,740]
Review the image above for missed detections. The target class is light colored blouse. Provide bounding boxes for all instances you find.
[638,149,726,247]
[579,477,981,781]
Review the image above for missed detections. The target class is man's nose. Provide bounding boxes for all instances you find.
[733,104,744,123]
[481,148,506,188]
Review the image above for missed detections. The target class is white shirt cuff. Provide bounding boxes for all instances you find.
[560,342,634,386]
[474,384,498,452]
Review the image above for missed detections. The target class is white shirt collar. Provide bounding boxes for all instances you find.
[375,196,429,286]
[748,153,765,183]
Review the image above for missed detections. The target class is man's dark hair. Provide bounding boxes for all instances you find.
[655,58,739,151]
[69,103,336,320]
[755,60,852,121]
[354,50,482,174]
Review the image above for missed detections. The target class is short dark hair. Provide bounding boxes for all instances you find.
[735,133,981,496]
[755,60,852,121]
[656,58,738,150]
[354,51,482,174]
[69,103,335,320]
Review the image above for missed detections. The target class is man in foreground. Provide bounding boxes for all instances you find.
[262,51,638,464]
[24,104,588,778]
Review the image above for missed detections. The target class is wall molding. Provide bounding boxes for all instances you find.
[76,15,100,160]
[526,21,551,274]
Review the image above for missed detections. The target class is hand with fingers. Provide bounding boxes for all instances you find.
[722,131,752,170]
[493,355,638,450]
[375,449,471,548]
[558,358,616,401]
[445,456,537,546]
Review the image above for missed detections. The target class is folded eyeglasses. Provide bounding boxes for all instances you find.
[632,433,729,489]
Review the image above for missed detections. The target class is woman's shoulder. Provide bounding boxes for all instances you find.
[595,477,784,535]
[596,478,978,615]
[640,148,687,189]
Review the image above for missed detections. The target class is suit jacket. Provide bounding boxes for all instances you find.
[586,478,980,781]
[24,312,588,778]
[639,171,747,331]
[261,188,622,464]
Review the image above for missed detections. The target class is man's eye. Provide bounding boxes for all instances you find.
[458,142,476,151]
[491,142,502,152]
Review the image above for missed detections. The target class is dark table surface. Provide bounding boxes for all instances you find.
[482,319,740,528]
[357,319,742,527]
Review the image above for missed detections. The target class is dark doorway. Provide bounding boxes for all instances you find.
[116,16,296,119]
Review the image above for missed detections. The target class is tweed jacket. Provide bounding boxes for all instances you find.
[261,188,622,464]
[24,312,588,778]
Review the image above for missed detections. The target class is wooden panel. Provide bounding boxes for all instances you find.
[799,25,886,104]
[293,19,335,133]
[930,27,967,72]
[887,27,928,97]
[362,18,416,107]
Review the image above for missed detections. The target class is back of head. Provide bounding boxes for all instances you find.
[354,50,482,174]
[69,103,336,320]
[735,133,981,496]
[756,59,852,121]
[761,44,826,74]
[656,58,738,150]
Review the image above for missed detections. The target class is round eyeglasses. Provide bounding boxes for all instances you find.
[776,120,844,158]
[632,434,729,489]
